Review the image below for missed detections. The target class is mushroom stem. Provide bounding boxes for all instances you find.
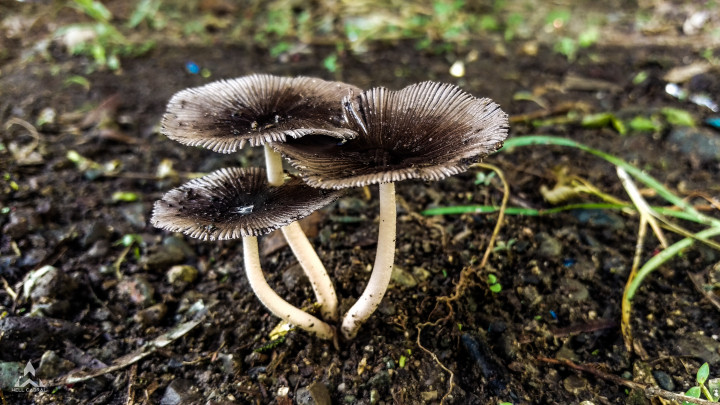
[264,143,338,321]
[281,222,339,321]
[242,236,335,340]
[341,182,396,339]
[264,144,285,186]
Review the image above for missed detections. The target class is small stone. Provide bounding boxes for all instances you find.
[160,379,201,405]
[119,203,146,228]
[651,370,675,391]
[167,265,198,284]
[134,303,167,325]
[370,388,379,404]
[0,362,24,390]
[117,276,155,306]
[87,240,110,258]
[296,381,331,405]
[82,221,112,247]
[2,208,40,239]
[282,264,307,291]
[143,244,185,271]
[562,374,587,394]
[535,232,562,259]
[412,267,431,282]
[560,278,589,303]
[668,127,720,165]
[421,391,438,402]
[163,236,196,259]
[391,265,417,288]
[37,350,75,379]
[368,370,390,390]
[23,265,78,317]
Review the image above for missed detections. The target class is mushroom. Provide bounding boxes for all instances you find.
[151,167,343,339]
[161,74,360,321]
[273,81,509,339]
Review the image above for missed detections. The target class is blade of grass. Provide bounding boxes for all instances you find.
[625,226,720,300]
[501,136,720,228]
[422,203,707,223]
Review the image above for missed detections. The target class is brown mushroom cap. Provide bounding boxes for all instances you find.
[151,167,342,240]
[272,81,509,189]
[161,74,361,153]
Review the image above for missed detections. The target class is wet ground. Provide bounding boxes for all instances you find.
[1,1,720,404]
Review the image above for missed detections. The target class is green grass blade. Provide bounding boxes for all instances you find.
[501,136,720,227]
[625,226,720,300]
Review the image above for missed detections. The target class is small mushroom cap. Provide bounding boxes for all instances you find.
[151,167,342,240]
[161,74,361,153]
[272,81,509,189]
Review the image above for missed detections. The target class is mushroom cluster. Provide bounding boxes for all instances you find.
[152,74,508,341]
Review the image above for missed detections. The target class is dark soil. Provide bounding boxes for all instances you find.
[2,3,720,405]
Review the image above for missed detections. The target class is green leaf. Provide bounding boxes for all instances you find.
[323,53,338,73]
[697,362,710,385]
[661,107,696,127]
[581,112,612,128]
[111,191,140,202]
[685,386,701,399]
[581,113,627,135]
[578,27,599,48]
[629,116,661,132]
[73,0,113,23]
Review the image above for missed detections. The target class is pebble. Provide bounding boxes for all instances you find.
[163,236,196,259]
[559,278,589,303]
[296,381,332,405]
[282,264,307,291]
[2,208,40,239]
[82,221,112,247]
[673,333,720,364]
[160,379,201,405]
[651,370,675,391]
[668,127,720,164]
[368,370,390,390]
[119,203,146,228]
[23,265,78,317]
[390,265,417,288]
[412,267,431,282]
[421,391,438,402]
[117,276,155,306]
[0,362,24,390]
[134,303,168,325]
[37,350,76,379]
[167,265,198,284]
[535,232,562,259]
[143,244,185,271]
[562,374,587,394]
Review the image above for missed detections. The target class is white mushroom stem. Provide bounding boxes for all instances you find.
[281,222,339,321]
[263,144,339,321]
[341,182,396,339]
[264,144,285,186]
[243,236,334,340]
